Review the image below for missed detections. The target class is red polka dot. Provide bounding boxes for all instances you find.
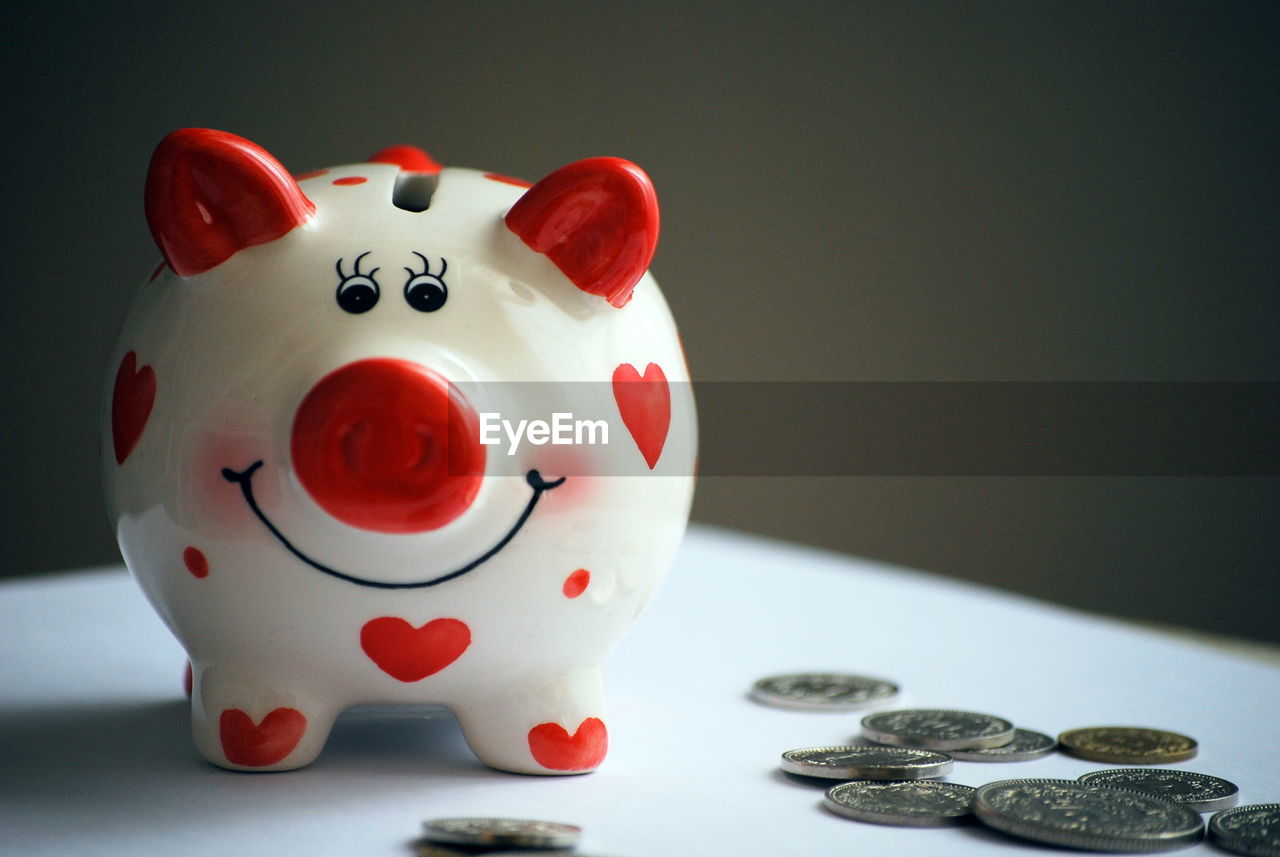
[293,169,329,181]
[368,144,442,174]
[484,172,532,188]
[149,260,166,281]
[183,546,209,579]
[183,662,193,697]
[332,176,367,186]
[563,568,590,598]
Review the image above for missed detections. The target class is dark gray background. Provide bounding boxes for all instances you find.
[2,2,1276,641]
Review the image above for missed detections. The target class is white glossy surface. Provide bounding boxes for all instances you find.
[3,526,1277,855]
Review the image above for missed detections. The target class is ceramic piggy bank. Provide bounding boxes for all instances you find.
[103,128,695,774]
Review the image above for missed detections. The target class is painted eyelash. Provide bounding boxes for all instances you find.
[404,251,446,279]
[336,250,380,281]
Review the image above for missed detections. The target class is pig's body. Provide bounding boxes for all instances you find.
[104,131,694,773]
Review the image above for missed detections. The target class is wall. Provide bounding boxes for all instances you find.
[1,2,1276,640]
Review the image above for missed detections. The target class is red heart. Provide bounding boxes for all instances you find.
[528,717,608,771]
[219,707,306,767]
[612,362,670,470]
[111,351,156,465]
[360,617,471,682]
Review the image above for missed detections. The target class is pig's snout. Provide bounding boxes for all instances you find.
[291,358,485,532]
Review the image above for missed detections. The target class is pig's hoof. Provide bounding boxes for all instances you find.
[190,666,337,771]
[527,717,608,773]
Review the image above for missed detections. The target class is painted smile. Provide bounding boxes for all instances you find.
[221,461,565,589]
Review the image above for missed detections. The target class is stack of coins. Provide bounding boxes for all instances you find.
[861,708,1026,753]
[417,817,593,856]
[756,672,1277,852]
[781,746,954,781]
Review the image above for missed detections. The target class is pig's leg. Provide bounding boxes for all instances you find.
[189,663,340,771]
[452,665,608,775]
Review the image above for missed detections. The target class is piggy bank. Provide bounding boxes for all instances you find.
[103,129,695,774]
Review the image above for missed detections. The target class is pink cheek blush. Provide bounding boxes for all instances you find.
[194,429,271,530]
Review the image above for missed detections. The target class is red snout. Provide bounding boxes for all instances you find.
[291,359,484,532]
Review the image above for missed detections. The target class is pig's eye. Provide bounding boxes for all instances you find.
[405,275,447,312]
[404,253,448,313]
[335,252,381,314]
[337,276,379,314]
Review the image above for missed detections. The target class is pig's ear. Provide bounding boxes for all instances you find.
[505,157,658,308]
[145,128,315,276]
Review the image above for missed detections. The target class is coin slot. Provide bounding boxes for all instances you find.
[392,172,437,212]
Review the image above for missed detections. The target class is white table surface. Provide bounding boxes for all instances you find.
[3,524,1278,855]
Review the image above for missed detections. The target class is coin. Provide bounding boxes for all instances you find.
[780,745,953,780]
[421,817,582,849]
[413,842,474,857]
[750,673,898,711]
[1059,726,1198,764]
[973,778,1204,851]
[861,708,1015,750]
[1080,769,1240,813]
[948,728,1056,762]
[1209,804,1280,857]
[824,780,977,827]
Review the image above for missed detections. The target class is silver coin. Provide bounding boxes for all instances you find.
[780,745,953,780]
[824,780,977,827]
[1080,768,1240,813]
[422,817,582,849]
[750,672,898,711]
[1209,804,1280,857]
[948,728,1056,762]
[861,708,1015,750]
[973,778,1204,852]
[416,841,527,857]
[413,842,474,857]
